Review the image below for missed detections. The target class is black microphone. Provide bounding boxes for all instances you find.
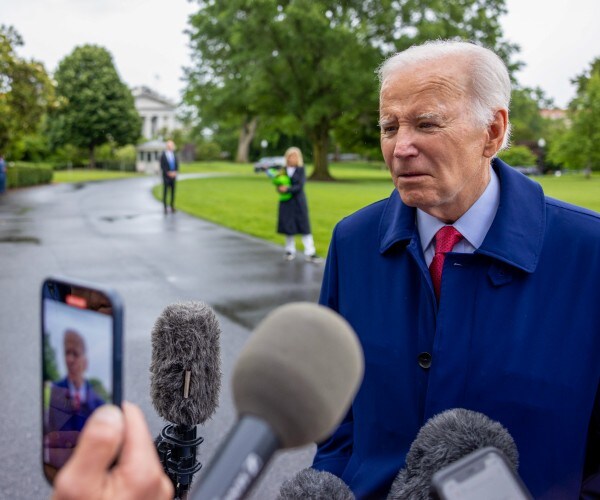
[387,408,520,500]
[277,468,355,500]
[191,302,364,500]
[150,301,222,499]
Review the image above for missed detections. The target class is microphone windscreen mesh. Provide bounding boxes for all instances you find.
[387,408,519,500]
[150,301,221,426]
[277,468,355,500]
[232,302,364,448]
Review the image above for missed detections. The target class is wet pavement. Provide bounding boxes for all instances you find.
[0,174,324,499]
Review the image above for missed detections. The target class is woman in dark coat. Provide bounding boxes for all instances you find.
[277,147,319,262]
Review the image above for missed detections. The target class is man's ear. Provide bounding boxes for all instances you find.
[483,108,508,158]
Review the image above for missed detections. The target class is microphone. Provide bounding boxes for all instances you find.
[150,301,222,498]
[387,408,519,500]
[191,302,364,500]
[277,468,355,500]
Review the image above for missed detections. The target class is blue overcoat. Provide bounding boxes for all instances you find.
[313,159,600,499]
[48,378,106,433]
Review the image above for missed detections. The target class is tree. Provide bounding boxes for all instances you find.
[547,58,600,173]
[50,45,141,168]
[185,0,518,179]
[498,144,537,166]
[509,86,553,144]
[0,25,55,156]
[42,333,60,382]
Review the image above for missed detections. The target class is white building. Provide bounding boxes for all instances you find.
[136,139,166,174]
[132,86,180,140]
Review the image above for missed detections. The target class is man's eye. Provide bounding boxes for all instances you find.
[381,125,397,134]
[419,122,438,129]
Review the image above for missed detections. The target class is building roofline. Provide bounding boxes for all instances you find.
[132,85,178,107]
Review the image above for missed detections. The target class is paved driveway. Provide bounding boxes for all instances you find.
[0,174,324,499]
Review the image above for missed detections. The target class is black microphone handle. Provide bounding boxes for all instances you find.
[191,415,280,500]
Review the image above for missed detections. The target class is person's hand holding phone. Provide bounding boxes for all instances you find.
[42,277,123,481]
[52,402,173,500]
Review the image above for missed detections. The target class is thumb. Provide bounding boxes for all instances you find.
[53,405,124,495]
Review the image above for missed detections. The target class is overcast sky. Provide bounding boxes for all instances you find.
[2,0,598,108]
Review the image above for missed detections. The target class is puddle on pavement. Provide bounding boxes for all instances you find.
[0,235,41,244]
[214,290,319,330]
[100,214,140,222]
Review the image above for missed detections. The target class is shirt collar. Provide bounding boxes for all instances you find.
[417,166,500,253]
[379,159,545,273]
[68,380,87,399]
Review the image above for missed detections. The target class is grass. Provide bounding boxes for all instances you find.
[160,162,600,255]
[55,162,600,256]
[536,173,600,212]
[53,168,142,183]
[151,161,393,255]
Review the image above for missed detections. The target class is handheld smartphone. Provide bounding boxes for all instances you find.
[432,447,533,500]
[41,276,123,484]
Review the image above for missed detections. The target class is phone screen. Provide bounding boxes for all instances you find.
[433,448,531,500]
[41,277,122,484]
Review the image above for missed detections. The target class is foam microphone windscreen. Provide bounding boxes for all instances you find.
[387,408,519,500]
[232,302,364,448]
[150,301,221,427]
[277,468,355,500]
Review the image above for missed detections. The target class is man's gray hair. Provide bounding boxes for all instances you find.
[378,40,511,149]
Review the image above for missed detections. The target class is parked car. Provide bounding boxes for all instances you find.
[512,165,540,176]
[254,156,286,173]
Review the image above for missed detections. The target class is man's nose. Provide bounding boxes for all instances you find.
[394,131,418,158]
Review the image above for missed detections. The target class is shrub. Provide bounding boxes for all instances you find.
[6,162,53,188]
[94,160,136,172]
[51,145,88,170]
[498,145,537,167]
[195,141,222,161]
[115,145,137,163]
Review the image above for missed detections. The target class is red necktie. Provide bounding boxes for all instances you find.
[72,392,80,412]
[429,226,463,302]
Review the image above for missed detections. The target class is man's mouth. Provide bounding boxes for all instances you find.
[399,172,428,178]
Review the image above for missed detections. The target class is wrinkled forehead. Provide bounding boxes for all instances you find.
[379,56,473,107]
[64,331,85,352]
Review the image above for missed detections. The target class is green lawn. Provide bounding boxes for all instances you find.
[149,162,392,255]
[158,162,599,256]
[536,173,600,212]
[53,168,142,183]
[56,163,599,256]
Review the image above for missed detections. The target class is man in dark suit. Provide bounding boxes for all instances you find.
[45,329,105,474]
[48,330,105,434]
[312,40,600,499]
[160,140,178,214]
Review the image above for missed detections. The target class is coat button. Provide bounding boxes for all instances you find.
[418,352,432,369]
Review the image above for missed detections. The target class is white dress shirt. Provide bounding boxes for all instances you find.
[417,166,500,267]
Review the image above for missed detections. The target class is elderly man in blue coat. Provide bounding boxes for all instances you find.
[312,40,600,499]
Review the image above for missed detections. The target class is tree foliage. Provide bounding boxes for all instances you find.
[509,86,553,144]
[547,58,600,172]
[43,333,60,382]
[50,45,141,167]
[185,0,518,179]
[0,25,55,156]
[498,144,537,167]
